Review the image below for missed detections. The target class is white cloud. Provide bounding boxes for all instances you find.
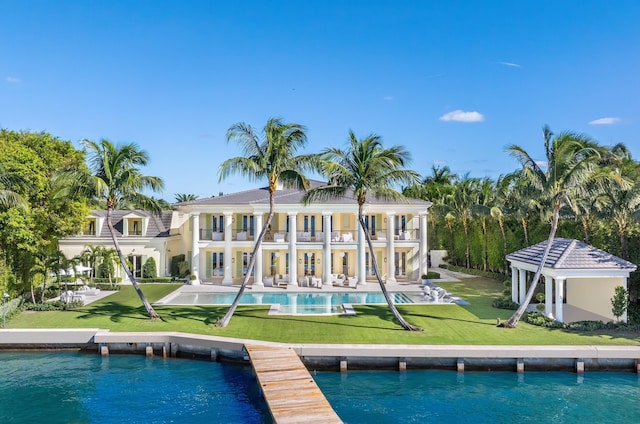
[498,62,521,68]
[6,77,20,83]
[432,159,448,166]
[588,117,621,125]
[439,110,485,123]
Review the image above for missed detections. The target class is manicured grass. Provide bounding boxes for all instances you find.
[8,280,640,346]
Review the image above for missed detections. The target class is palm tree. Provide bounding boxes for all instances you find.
[81,244,103,284]
[174,193,199,203]
[0,162,26,210]
[82,139,164,319]
[446,175,480,269]
[476,178,494,272]
[502,126,603,328]
[303,131,422,331]
[216,118,311,328]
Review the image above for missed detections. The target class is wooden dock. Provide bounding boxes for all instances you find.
[245,344,343,424]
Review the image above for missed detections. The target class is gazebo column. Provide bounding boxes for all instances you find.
[190,213,200,285]
[511,266,519,303]
[518,268,527,304]
[253,212,263,287]
[544,275,553,318]
[222,212,233,285]
[555,277,565,322]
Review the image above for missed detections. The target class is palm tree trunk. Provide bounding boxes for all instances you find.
[359,213,421,331]
[106,208,160,319]
[217,209,274,328]
[522,218,529,246]
[482,218,488,272]
[620,231,628,260]
[463,220,470,269]
[499,219,508,274]
[502,206,560,328]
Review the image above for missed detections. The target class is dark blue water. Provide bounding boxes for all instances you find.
[314,369,640,424]
[0,352,270,423]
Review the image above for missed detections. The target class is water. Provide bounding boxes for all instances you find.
[314,369,640,424]
[0,352,270,424]
[161,291,414,307]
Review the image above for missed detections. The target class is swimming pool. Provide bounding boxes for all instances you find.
[157,291,419,315]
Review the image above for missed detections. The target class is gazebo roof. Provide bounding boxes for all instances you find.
[506,238,637,271]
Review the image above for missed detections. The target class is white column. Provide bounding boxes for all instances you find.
[323,213,332,285]
[222,212,233,285]
[419,213,428,279]
[253,212,263,287]
[511,266,518,303]
[555,277,565,322]
[357,220,366,286]
[518,268,527,304]
[288,213,298,286]
[386,213,396,283]
[544,275,553,318]
[190,214,200,285]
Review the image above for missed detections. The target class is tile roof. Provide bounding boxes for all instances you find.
[175,179,431,207]
[507,238,637,271]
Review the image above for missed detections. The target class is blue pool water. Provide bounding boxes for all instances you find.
[314,369,640,423]
[0,352,269,423]
[160,291,414,307]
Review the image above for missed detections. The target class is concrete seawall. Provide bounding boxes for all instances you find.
[1,329,639,373]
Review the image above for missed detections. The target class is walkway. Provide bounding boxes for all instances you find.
[245,344,342,424]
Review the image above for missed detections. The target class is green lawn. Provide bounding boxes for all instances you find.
[8,280,640,346]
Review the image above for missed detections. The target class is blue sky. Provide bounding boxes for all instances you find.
[1,1,638,200]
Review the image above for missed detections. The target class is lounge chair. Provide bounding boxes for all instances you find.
[263,276,274,287]
[347,276,358,288]
[237,231,248,241]
[274,232,285,243]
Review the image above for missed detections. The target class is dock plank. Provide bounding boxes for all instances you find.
[245,344,343,424]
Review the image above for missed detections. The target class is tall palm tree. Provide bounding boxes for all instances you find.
[303,131,422,331]
[502,126,603,328]
[81,244,103,284]
[476,178,494,272]
[446,175,480,269]
[82,139,164,319]
[216,118,311,328]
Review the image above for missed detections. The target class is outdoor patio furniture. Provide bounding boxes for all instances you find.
[347,276,358,288]
[310,276,322,288]
[274,233,285,243]
[263,276,274,287]
[237,231,247,241]
[331,274,345,286]
[341,232,353,242]
[75,285,100,296]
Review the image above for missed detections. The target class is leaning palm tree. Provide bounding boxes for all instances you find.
[303,131,422,331]
[501,126,604,328]
[82,139,164,319]
[216,118,311,328]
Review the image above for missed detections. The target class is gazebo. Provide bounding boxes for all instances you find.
[507,238,637,323]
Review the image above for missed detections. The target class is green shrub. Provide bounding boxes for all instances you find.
[523,312,564,328]
[564,320,609,331]
[492,297,519,310]
[442,264,504,280]
[94,282,122,290]
[24,300,84,311]
[426,271,440,279]
[138,277,173,283]
[143,257,157,279]
[170,254,186,277]
[611,285,629,322]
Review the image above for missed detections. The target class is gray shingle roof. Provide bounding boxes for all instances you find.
[97,210,173,238]
[175,180,432,207]
[507,238,637,271]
